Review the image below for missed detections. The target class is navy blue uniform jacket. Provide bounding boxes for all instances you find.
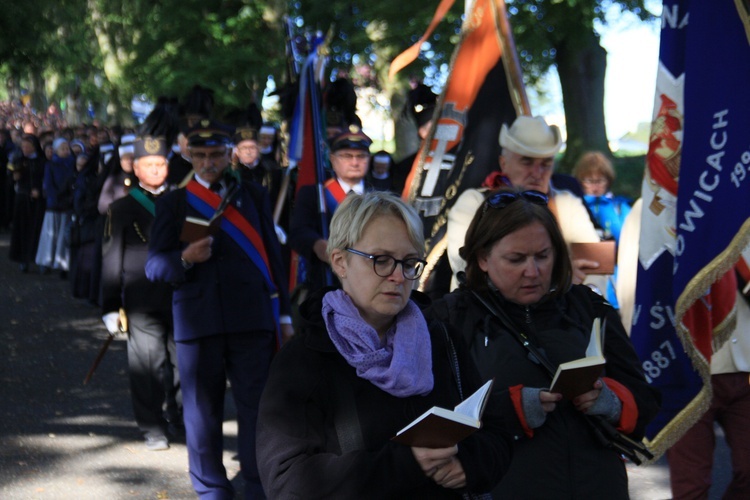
[146,179,291,342]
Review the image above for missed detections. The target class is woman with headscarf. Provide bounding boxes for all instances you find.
[35,138,76,277]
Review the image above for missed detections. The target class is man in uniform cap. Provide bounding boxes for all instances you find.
[167,126,194,187]
[101,135,181,451]
[289,124,372,293]
[447,115,607,291]
[146,119,292,499]
[231,126,277,190]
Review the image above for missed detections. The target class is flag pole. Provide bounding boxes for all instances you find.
[494,0,530,115]
[273,16,300,226]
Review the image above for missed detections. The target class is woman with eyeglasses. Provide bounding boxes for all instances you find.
[257,191,512,499]
[427,187,659,499]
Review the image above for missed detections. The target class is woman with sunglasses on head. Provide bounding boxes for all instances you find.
[428,187,659,499]
[257,191,512,499]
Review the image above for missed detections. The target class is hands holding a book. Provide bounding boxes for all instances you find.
[181,236,213,266]
[572,378,604,413]
[571,258,600,284]
[538,390,563,413]
[412,446,467,489]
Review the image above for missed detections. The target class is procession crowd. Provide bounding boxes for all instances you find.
[0,86,745,500]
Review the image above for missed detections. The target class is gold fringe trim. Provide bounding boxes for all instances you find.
[418,235,449,292]
[735,0,750,45]
[643,385,712,461]
[645,217,750,461]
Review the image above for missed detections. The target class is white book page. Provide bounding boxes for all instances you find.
[585,318,605,358]
[453,379,493,420]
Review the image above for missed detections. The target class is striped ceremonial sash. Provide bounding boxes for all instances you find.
[323,178,347,213]
[186,180,281,348]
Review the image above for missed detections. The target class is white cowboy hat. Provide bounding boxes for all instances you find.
[499,115,563,158]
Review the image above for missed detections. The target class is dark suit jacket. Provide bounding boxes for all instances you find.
[146,177,291,342]
[167,155,193,186]
[101,189,173,314]
[288,184,335,293]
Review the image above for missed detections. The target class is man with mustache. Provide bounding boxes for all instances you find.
[146,120,293,499]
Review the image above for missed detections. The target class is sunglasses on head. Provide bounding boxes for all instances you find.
[482,190,549,215]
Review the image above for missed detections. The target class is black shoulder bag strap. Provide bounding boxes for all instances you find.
[461,282,653,465]
[331,365,365,454]
[436,320,494,500]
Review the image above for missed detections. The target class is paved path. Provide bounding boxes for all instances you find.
[0,234,244,499]
[0,233,731,499]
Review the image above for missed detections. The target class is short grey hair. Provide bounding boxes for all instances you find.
[327,191,425,260]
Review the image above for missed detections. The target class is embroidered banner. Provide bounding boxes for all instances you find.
[393,0,522,288]
[630,0,750,459]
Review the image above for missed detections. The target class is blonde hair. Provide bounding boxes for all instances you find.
[327,191,424,260]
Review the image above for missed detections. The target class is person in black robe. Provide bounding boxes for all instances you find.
[8,134,46,272]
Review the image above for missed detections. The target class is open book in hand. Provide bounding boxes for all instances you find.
[391,379,494,448]
[549,317,606,400]
[179,183,239,243]
[179,215,222,243]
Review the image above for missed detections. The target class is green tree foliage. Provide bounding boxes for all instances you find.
[292,2,463,86]
[1,0,98,109]
[122,0,288,112]
[1,0,655,164]
[507,0,653,169]
[1,0,290,122]
[296,0,655,167]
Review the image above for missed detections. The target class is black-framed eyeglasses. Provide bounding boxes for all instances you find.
[345,248,427,280]
[482,190,549,215]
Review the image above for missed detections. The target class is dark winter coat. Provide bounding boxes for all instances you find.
[8,153,46,263]
[43,155,76,211]
[256,288,513,499]
[428,285,660,499]
[101,188,173,315]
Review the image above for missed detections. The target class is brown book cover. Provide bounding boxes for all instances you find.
[391,409,481,448]
[391,379,493,448]
[549,318,606,399]
[179,182,239,243]
[179,216,222,243]
[549,360,605,400]
[570,241,616,275]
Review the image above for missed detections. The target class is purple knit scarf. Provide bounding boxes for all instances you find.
[322,289,434,398]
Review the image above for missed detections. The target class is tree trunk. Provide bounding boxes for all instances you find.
[555,33,612,172]
[29,67,47,113]
[7,74,20,101]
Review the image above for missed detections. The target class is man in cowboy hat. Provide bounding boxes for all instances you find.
[101,135,181,451]
[447,115,605,291]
